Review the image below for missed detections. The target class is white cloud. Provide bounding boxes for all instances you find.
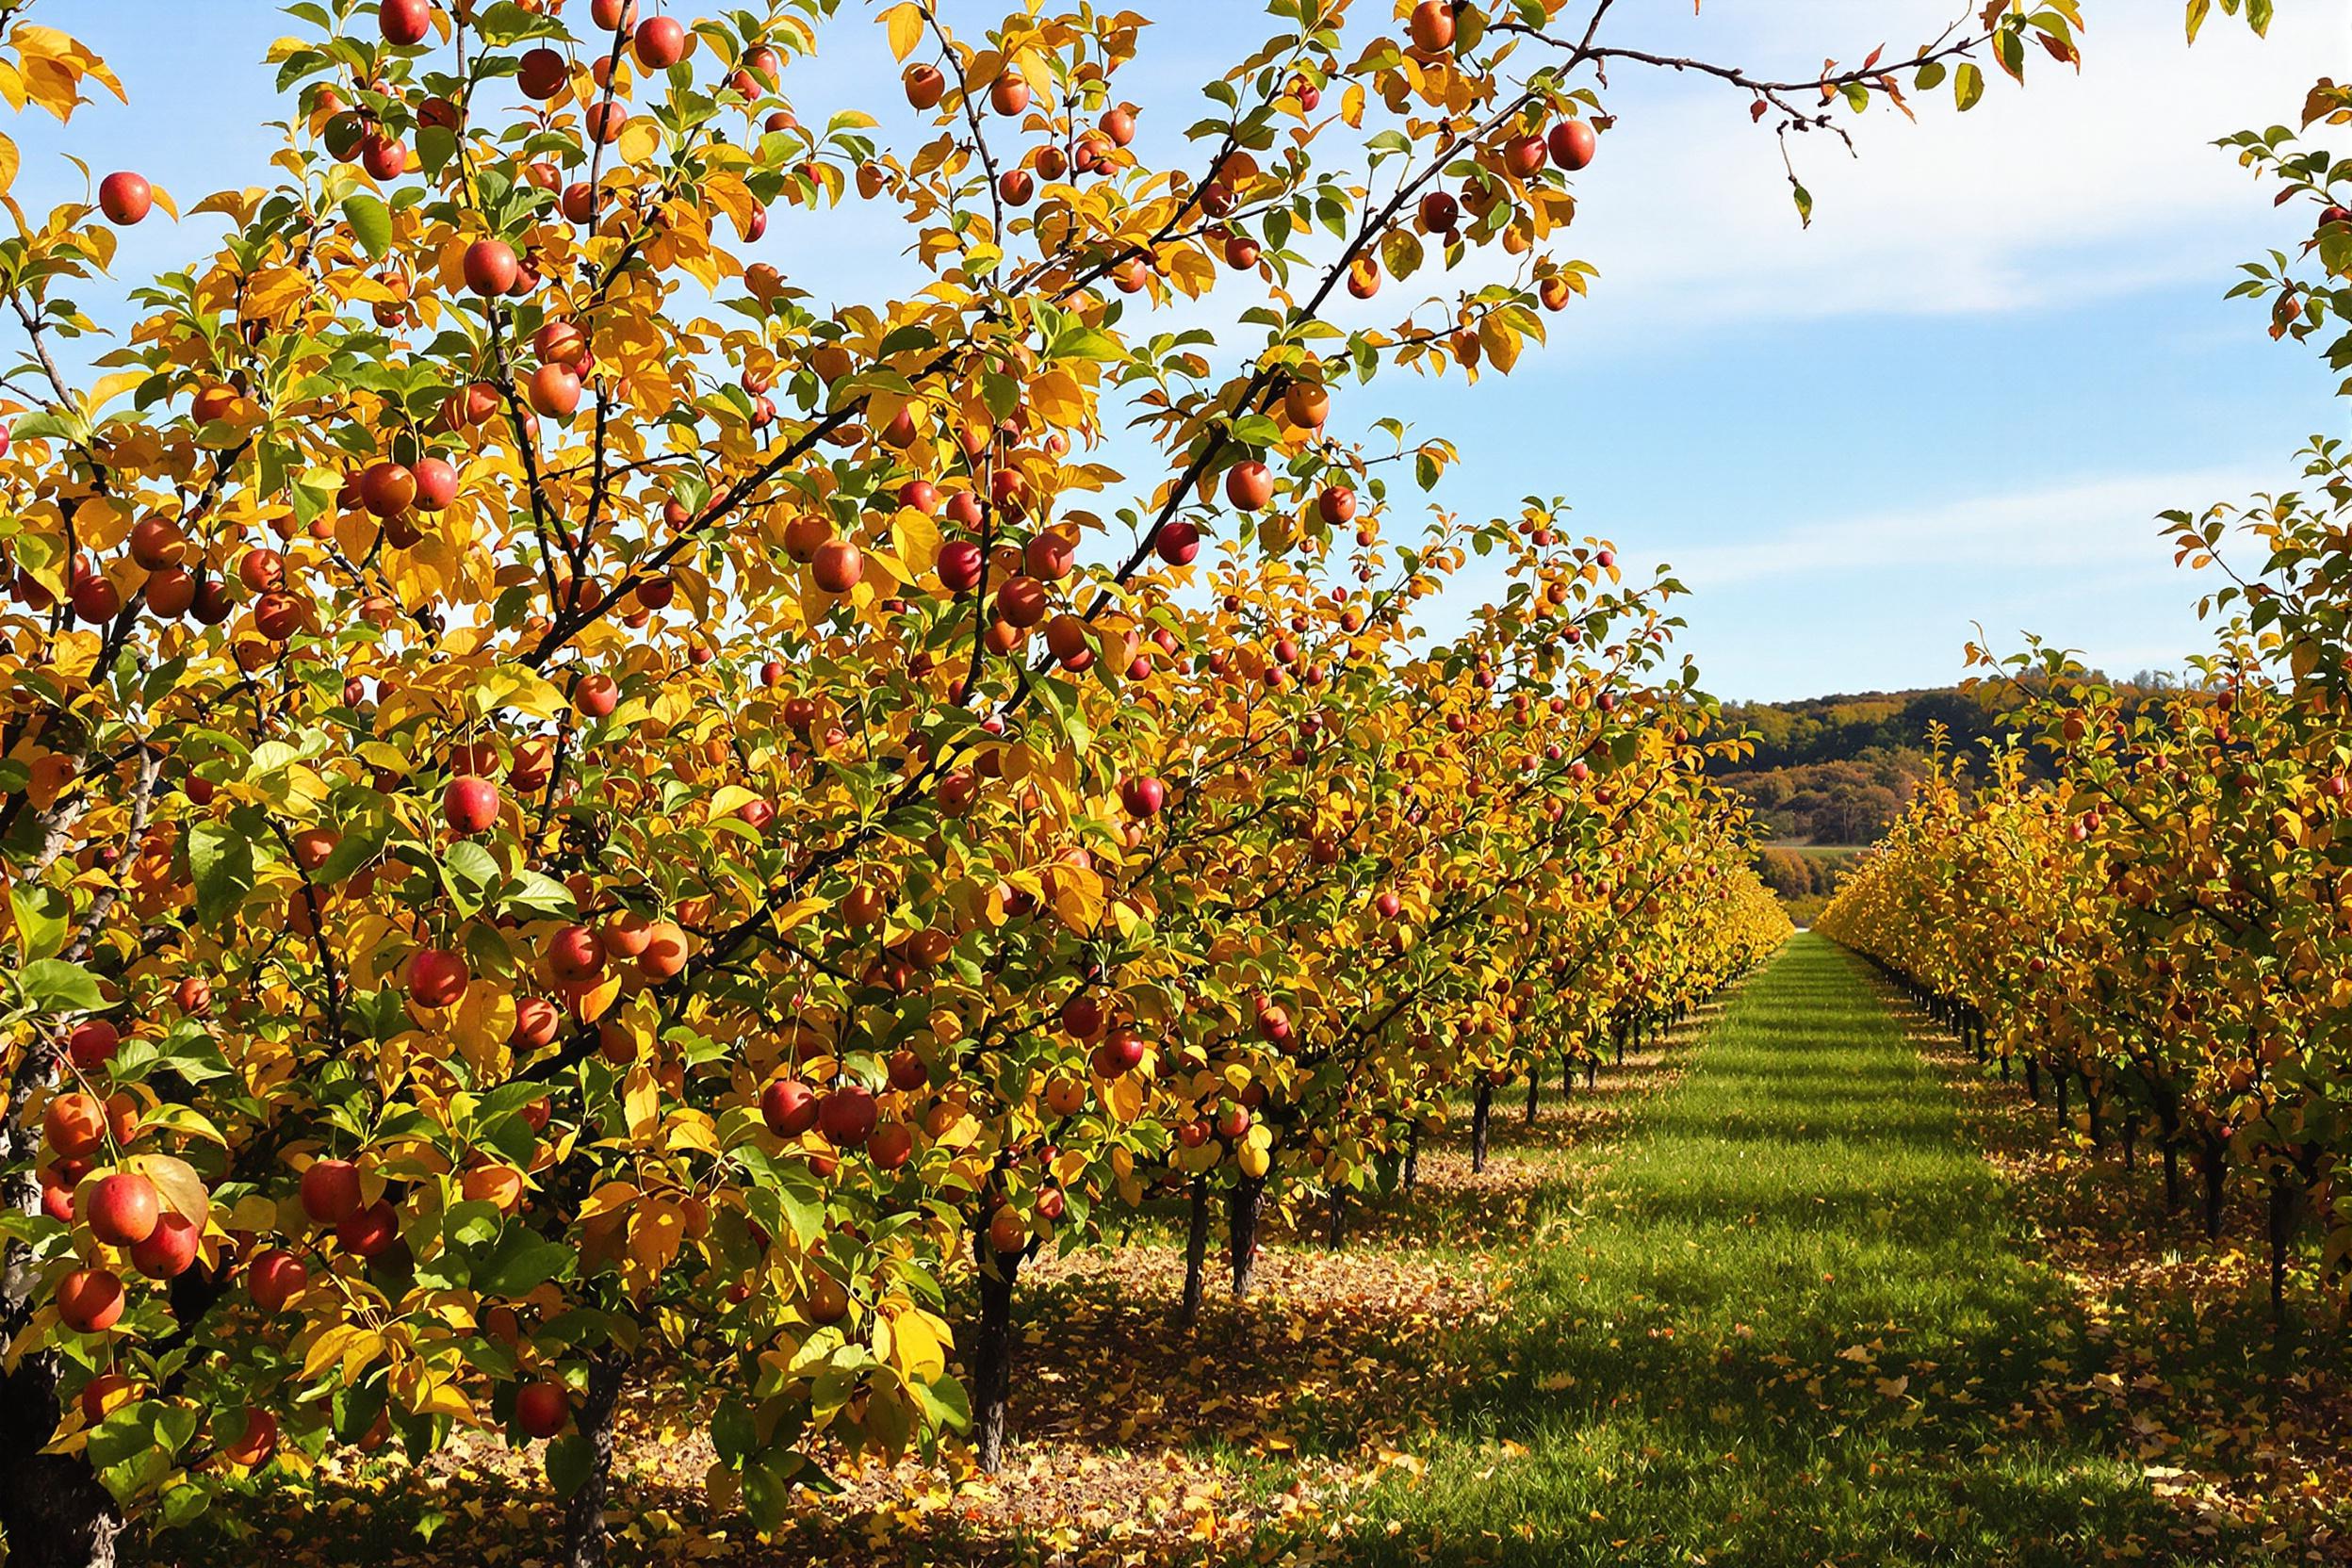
[1547,1,2344,336]
[1670,464,2277,589]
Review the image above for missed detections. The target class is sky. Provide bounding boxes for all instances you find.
[9,0,2348,701]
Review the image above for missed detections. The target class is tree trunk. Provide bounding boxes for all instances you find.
[1177,1176,1210,1329]
[2267,1178,2296,1324]
[2084,1082,2104,1150]
[2025,1055,2041,1102]
[1228,1175,1264,1299]
[1525,1070,1540,1126]
[2199,1138,2228,1241]
[2119,1109,2136,1169]
[561,1349,631,1568]
[1584,1057,1596,1089]
[1471,1080,1493,1175]
[2161,1136,2181,1215]
[1562,1051,1575,1101]
[1325,1184,1346,1248]
[1403,1122,1420,1196]
[1613,1021,1626,1067]
[2055,1067,2070,1127]
[970,1233,1022,1472]
[0,1356,121,1568]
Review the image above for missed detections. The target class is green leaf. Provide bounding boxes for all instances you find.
[188,821,255,923]
[1791,181,1814,228]
[474,1226,576,1297]
[1953,61,1984,111]
[1052,328,1125,363]
[545,1433,594,1497]
[343,193,392,259]
[18,957,101,1013]
[10,884,69,961]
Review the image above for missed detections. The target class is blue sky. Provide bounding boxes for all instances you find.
[12,1,2345,700]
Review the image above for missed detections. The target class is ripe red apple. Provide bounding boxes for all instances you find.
[412,456,459,509]
[67,1019,119,1070]
[44,1092,106,1159]
[87,1172,160,1247]
[938,539,984,593]
[131,1212,200,1279]
[811,539,863,594]
[379,0,432,45]
[1225,461,1272,511]
[443,775,501,834]
[547,923,605,983]
[409,946,469,1008]
[57,1267,124,1333]
[222,1408,278,1468]
[1091,1027,1146,1077]
[987,1204,1028,1254]
[633,15,685,69]
[517,46,568,101]
[760,1077,819,1136]
[1502,133,1546,178]
[80,1372,135,1424]
[887,1050,929,1092]
[1376,890,1403,920]
[990,70,1029,116]
[1119,776,1166,817]
[529,363,582,417]
[904,64,945,110]
[1409,0,1457,52]
[867,1120,915,1170]
[97,172,152,225]
[462,238,517,297]
[1419,190,1459,233]
[575,672,620,719]
[247,1249,309,1312]
[302,1159,364,1225]
[512,995,563,1050]
[817,1085,878,1148]
[357,460,416,517]
[1216,1104,1251,1140]
[1156,519,1200,565]
[514,1380,570,1438]
[1061,992,1104,1038]
[1548,119,1597,172]
[336,1199,399,1258]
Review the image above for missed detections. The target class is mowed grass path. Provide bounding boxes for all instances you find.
[1306,933,2251,1567]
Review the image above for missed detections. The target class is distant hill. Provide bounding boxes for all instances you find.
[1712,686,2010,922]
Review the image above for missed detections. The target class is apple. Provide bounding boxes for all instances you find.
[1156,519,1200,565]
[867,1121,914,1169]
[905,64,946,108]
[357,460,416,517]
[463,238,518,297]
[1120,776,1166,817]
[1283,383,1330,428]
[1216,1104,1251,1140]
[129,516,187,569]
[636,918,689,981]
[987,1204,1028,1254]
[818,1085,878,1148]
[337,1200,399,1258]
[222,1408,278,1468]
[761,1078,819,1136]
[443,775,500,835]
[1061,992,1104,1038]
[57,1267,124,1333]
[547,923,605,983]
[811,539,863,594]
[80,1372,136,1424]
[44,1093,106,1159]
[1408,0,1457,52]
[515,1380,570,1438]
[887,1050,929,1092]
[1092,1027,1146,1076]
[247,1249,308,1312]
[512,995,563,1050]
[1548,119,1597,172]
[529,363,582,417]
[67,1019,119,1070]
[990,70,1029,116]
[97,172,152,225]
[379,0,432,44]
[412,456,459,509]
[518,46,568,100]
[301,1160,367,1228]
[938,539,984,592]
[408,946,470,1008]
[633,15,685,69]
[131,1213,200,1279]
[1419,190,1459,233]
[87,1172,160,1247]
[575,673,620,719]
[1502,133,1546,178]
[1225,461,1273,511]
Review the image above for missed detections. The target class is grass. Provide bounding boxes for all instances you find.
[1290,932,2273,1567]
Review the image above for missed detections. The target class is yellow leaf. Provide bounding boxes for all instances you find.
[614,116,662,169]
[0,130,17,199]
[81,367,142,416]
[411,1375,471,1421]
[883,3,925,61]
[885,1305,950,1380]
[577,1180,640,1221]
[890,506,942,576]
[124,1152,212,1221]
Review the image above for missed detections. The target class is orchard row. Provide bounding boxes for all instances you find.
[0,2,1870,1563]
